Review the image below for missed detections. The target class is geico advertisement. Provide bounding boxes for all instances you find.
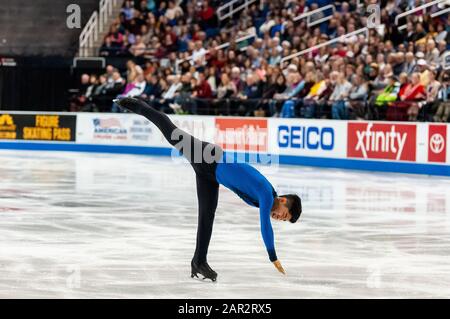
[76,113,215,147]
[268,119,347,157]
[0,113,76,141]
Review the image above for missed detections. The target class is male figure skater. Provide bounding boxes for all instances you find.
[114,97,302,281]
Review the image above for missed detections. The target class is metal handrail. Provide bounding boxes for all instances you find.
[292,4,336,28]
[280,27,369,65]
[217,0,259,21]
[79,0,121,57]
[79,11,98,57]
[176,31,256,67]
[394,0,447,31]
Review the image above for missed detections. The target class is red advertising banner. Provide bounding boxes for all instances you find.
[215,118,268,152]
[428,124,447,163]
[347,122,417,161]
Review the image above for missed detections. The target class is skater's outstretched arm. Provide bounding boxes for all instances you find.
[259,183,286,275]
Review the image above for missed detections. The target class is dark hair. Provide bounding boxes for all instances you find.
[280,194,302,223]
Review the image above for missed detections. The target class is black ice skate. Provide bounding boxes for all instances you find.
[191,260,217,282]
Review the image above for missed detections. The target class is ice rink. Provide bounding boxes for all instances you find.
[0,149,450,298]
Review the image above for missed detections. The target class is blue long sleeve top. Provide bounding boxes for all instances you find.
[215,161,278,262]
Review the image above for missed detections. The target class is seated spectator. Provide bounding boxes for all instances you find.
[331,73,353,120]
[170,73,195,114]
[231,67,245,93]
[263,74,287,116]
[435,23,448,43]
[192,41,208,66]
[275,69,305,100]
[85,74,99,101]
[393,53,406,76]
[425,39,440,66]
[162,75,182,101]
[420,70,442,121]
[416,59,432,86]
[217,73,237,99]
[126,60,144,83]
[303,73,328,118]
[165,1,183,23]
[83,75,109,112]
[402,52,416,75]
[121,0,135,21]
[393,73,426,121]
[316,71,339,119]
[108,24,124,48]
[375,75,400,107]
[237,73,264,116]
[192,72,213,115]
[142,74,162,100]
[129,35,147,57]
[100,36,118,57]
[273,71,304,117]
[96,71,125,112]
[206,66,218,94]
[215,73,237,114]
[112,73,147,112]
[199,0,218,30]
[70,74,91,112]
[346,74,369,120]
[371,64,393,93]
[434,72,450,122]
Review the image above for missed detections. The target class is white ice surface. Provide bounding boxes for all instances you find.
[0,149,450,298]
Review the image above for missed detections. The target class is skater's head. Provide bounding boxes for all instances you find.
[271,194,302,223]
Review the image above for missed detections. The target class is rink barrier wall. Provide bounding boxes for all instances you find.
[0,112,449,177]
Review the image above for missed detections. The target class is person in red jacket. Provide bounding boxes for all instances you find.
[192,72,213,115]
[398,73,426,121]
[398,73,426,101]
[199,0,217,29]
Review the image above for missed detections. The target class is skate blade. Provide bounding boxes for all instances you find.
[190,273,217,282]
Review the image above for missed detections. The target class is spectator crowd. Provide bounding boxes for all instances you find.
[71,0,450,122]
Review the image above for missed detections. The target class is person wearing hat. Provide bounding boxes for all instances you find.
[416,59,432,86]
[415,51,425,60]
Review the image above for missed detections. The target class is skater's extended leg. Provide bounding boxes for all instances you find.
[115,97,222,166]
[115,97,191,149]
[191,175,219,281]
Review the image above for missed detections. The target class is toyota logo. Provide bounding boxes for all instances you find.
[430,133,445,154]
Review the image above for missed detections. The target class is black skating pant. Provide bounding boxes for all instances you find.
[119,98,223,264]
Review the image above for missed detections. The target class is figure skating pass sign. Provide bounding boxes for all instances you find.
[347,122,417,162]
[0,113,76,142]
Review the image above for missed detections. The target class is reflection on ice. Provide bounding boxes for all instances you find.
[0,150,449,298]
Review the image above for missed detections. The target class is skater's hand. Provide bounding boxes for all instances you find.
[273,260,286,275]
